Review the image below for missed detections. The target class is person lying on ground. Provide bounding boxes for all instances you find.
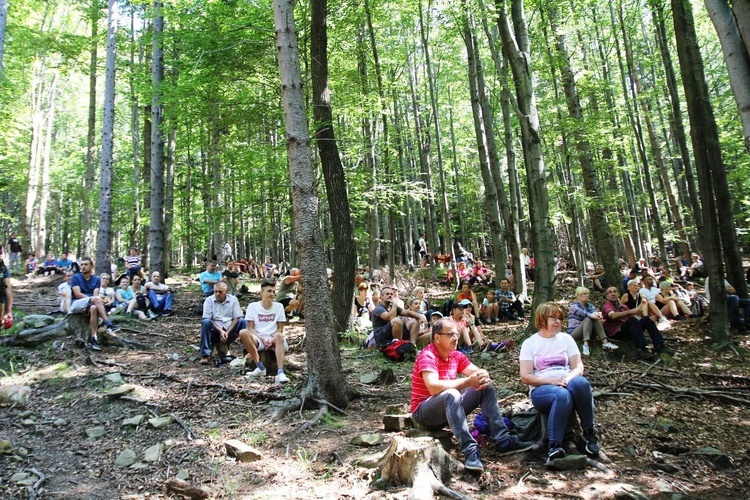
[656,281,692,320]
[69,258,119,351]
[520,302,603,467]
[411,320,532,473]
[240,280,290,384]
[372,285,427,347]
[601,286,674,361]
[567,287,619,356]
[145,271,174,316]
[199,281,246,365]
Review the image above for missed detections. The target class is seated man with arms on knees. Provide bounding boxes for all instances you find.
[411,320,532,473]
[199,281,246,365]
[276,267,303,318]
[70,258,119,351]
[25,254,38,276]
[40,253,59,276]
[372,285,427,347]
[145,271,174,316]
[240,280,290,384]
[496,278,524,321]
[199,260,222,297]
[602,286,674,361]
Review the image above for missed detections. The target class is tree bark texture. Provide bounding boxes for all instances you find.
[96,0,117,274]
[273,0,349,409]
[705,0,750,153]
[497,0,556,307]
[82,5,98,258]
[311,0,356,333]
[672,0,730,345]
[149,1,166,276]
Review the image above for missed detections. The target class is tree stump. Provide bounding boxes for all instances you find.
[1,314,90,347]
[247,351,278,375]
[378,436,461,499]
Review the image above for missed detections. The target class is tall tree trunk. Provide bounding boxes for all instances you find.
[36,77,57,258]
[82,4,99,258]
[547,2,621,290]
[148,1,165,276]
[311,0,356,333]
[705,0,750,152]
[672,0,730,347]
[497,0,556,308]
[96,0,118,273]
[273,0,348,409]
[650,0,703,235]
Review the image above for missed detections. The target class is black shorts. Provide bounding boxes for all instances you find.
[279,297,293,309]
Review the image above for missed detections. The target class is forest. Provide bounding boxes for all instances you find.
[1,0,750,498]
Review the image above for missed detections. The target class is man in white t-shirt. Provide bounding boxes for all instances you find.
[239,280,289,384]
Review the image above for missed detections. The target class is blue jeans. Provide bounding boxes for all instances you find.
[412,383,511,456]
[200,318,246,356]
[727,295,750,326]
[530,376,595,445]
[148,290,173,313]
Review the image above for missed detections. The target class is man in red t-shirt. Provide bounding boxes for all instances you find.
[410,321,532,473]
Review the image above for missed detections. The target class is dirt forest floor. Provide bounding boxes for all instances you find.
[1,270,750,499]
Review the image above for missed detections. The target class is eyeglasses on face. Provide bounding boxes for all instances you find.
[437,331,460,339]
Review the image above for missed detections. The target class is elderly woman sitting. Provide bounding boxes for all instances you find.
[567,287,619,356]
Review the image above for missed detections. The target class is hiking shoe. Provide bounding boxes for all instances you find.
[199,356,210,365]
[545,445,566,465]
[582,344,590,356]
[583,429,600,456]
[458,346,473,355]
[602,341,619,351]
[245,366,266,379]
[482,342,494,353]
[637,349,656,361]
[275,372,290,384]
[464,450,484,472]
[106,324,120,333]
[162,310,173,317]
[655,343,676,356]
[147,310,157,319]
[658,316,670,324]
[87,336,101,351]
[496,436,534,455]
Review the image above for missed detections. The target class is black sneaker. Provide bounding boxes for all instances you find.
[106,323,120,334]
[583,429,600,456]
[496,436,534,455]
[162,310,173,317]
[545,444,566,466]
[637,349,656,361]
[88,336,102,351]
[464,450,484,472]
[655,343,676,356]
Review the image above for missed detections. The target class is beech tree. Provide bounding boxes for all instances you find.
[273,0,348,411]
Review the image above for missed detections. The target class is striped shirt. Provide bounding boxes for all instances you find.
[410,343,470,413]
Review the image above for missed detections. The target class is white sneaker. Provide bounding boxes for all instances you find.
[658,316,669,324]
[275,372,290,384]
[245,366,266,379]
[582,344,590,356]
[602,341,619,351]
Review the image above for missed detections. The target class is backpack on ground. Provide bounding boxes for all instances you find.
[379,339,416,362]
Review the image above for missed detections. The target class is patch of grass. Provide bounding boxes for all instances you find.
[321,412,343,430]
[244,429,267,446]
[295,447,316,470]
[206,427,222,439]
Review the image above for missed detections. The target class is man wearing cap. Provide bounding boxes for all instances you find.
[410,320,533,473]
[372,285,427,347]
[447,301,486,352]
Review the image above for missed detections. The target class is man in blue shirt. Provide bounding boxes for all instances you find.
[200,260,222,296]
[57,252,73,272]
[70,258,118,351]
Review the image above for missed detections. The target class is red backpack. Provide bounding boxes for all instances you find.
[379,339,417,362]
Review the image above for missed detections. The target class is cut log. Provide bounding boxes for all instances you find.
[164,478,209,499]
[1,314,89,347]
[378,436,464,499]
